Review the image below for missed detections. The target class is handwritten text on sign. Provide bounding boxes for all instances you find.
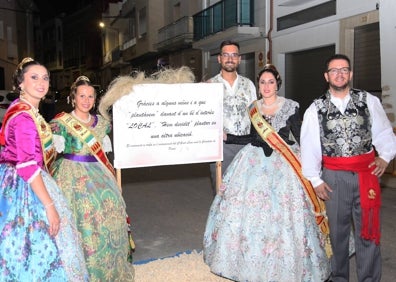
[112,83,223,168]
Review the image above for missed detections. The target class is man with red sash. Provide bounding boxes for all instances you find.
[301,54,396,282]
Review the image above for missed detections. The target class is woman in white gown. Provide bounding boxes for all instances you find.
[203,64,331,282]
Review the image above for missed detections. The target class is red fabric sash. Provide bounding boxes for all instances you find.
[0,101,55,171]
[323,151,381,244]
[0,102,31,146]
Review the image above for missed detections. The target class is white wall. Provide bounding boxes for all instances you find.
[271,22,340,98]
[379,0,396,125]
[271,0,396,126]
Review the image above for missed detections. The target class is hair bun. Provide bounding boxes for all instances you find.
[263,64,276,71]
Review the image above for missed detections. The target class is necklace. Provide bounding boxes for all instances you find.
[260,96,279,108]
[71,110,91,123]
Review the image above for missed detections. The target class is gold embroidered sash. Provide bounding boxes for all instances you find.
[56,112,115,177]
[248,101,330,236]
[0,101,55,172]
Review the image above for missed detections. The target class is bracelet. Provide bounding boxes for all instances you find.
[44,202,54,209]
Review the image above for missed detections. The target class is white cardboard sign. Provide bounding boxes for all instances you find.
[112,83,223,168]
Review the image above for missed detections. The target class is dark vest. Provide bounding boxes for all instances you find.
[314,89,372,157]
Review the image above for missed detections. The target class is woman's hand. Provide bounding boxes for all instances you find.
[45,204,60,236]
[29,173,61,236]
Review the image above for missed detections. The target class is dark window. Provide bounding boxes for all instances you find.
[285,45,335,114]
[353,22,381,99]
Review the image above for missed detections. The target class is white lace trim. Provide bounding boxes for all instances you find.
[103,135,113,152]
[52,134,65,153]
[27,168,41,184]
[271,98,299,131]
[16,160,37,169]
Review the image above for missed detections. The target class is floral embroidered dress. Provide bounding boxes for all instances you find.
[0,100,88,281]
[203,98,331,282]
[50,113,135,282]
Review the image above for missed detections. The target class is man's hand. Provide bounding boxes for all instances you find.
[369,157,388,177]
[314,182,332,200]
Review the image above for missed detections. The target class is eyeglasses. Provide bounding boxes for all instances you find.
[220,53,240,59]
[327,67,351,75]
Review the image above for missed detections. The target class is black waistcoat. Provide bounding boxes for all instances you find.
[314,89,372,157]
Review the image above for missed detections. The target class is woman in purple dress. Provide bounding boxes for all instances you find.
[0,58,88,281]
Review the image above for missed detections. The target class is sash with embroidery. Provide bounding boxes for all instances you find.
[248,101,330,236]
[55,112,115,177]
[0,100,55,172]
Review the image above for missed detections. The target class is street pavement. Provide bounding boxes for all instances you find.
[120,162,396,281]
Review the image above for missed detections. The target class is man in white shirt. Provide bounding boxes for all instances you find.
[208,40,257,194]
[301,54,396,282]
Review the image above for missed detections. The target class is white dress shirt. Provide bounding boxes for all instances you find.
[301,92,396,187]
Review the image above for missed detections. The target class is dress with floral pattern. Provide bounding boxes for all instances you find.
[50,113,135,282]
[203,99,331,282]
[0,103,88,282]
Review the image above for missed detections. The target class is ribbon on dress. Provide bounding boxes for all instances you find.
[248,101,332,256]
[55,112,115,177]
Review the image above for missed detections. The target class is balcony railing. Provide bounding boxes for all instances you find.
[193,0,254,41]
[122,37,136,50]
[156,16,194,51]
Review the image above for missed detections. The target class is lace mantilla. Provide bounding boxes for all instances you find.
[267,98,299,131]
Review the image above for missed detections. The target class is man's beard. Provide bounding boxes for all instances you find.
[329,81,349,91]
[222,62,237,72]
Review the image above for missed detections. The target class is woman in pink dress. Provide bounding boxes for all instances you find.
[0,57,88,281]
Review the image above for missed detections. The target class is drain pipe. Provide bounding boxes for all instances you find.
[266,0,274,64]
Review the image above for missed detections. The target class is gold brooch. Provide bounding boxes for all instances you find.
[368,188,376,200]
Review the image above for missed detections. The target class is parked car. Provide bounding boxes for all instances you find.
[0,90,19,127]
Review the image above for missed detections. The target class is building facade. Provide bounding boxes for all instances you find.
[192,0,266,83]
[0,0,36,90]
[270,0,395,123]
[2,0,395,126]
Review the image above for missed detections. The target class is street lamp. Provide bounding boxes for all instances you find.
[99,21,120,64]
